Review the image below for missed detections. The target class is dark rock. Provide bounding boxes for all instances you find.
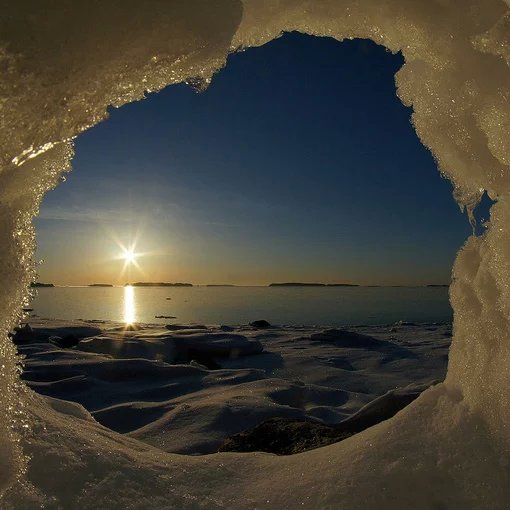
[219,384,428,455]
[249,320,271,329]
[219,417,351,455]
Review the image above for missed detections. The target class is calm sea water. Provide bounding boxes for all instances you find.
[30,286,452,327]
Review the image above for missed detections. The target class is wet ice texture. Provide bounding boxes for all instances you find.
[1,0,510,508]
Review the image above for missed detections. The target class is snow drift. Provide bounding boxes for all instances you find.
[1,0,510,508]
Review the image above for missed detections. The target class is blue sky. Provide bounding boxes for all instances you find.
[35,33,476,286]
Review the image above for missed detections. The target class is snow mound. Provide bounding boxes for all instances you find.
[77,329,264,367]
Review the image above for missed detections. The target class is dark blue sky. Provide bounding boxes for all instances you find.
[36,33,475,285]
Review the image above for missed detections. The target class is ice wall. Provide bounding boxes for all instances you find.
[1,0,510,507]
[234,0,510,441]
[0,0,243,494]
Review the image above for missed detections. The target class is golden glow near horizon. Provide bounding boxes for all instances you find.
[123,285,136,324]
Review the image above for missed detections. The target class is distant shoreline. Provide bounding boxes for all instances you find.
[269,282,359,287]
[130,282,193,287]
[33,282,450,289]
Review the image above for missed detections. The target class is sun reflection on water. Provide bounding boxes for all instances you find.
[123,285,136,325]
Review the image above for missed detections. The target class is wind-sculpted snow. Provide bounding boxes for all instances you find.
[1,0,510,507]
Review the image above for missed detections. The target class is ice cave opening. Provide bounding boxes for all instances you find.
[20,31,479,458]
[1,1,510,508]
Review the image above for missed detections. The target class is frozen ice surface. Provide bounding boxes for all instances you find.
[1,0,510,508]
[17,320,449,456]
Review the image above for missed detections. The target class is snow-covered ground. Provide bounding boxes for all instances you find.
[5,319,509,509]
[17,319,449,456]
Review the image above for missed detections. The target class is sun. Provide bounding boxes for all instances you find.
[123,248,137,264]
[113,239,144,279]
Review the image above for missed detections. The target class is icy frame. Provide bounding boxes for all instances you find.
[1,0,510,508]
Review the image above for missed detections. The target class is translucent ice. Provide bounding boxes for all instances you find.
[1,0,510,507]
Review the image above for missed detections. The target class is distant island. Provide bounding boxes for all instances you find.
[31,282,54,288]
[269,282,359,287]
[426,284,449,288]
[129,282,193,287]
[89,284,113,287]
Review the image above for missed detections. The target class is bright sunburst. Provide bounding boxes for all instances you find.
[113,241,144,281]
[122,248,137,265]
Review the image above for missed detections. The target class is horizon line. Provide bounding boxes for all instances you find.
[32,281,451,288]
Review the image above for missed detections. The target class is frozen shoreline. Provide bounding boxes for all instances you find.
[16,318,450,455]
[7,317,503,510]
